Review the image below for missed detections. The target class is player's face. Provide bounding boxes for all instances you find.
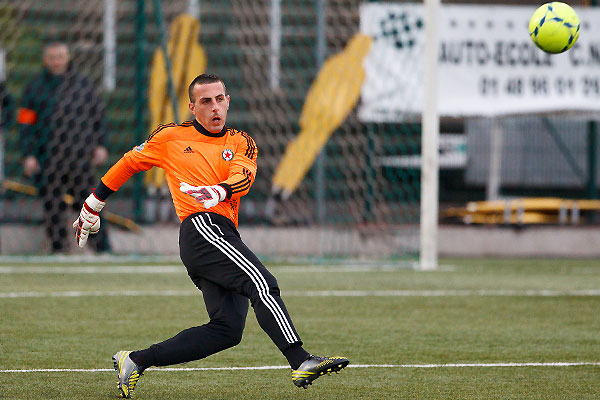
[189,82,230,133]
[43,45,70,76]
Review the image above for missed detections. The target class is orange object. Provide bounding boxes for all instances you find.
[16,107,37,125]
[101,122,257,227]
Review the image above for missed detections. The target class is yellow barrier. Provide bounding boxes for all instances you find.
[272,33,372,198]
[441,198,600,225]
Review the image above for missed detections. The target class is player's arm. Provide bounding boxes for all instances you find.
[219,132,259,199]
[180,133,258,208]
[73,137,163,247]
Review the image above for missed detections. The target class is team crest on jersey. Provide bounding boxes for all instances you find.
[222,149,234,161]
[135,142,145,152]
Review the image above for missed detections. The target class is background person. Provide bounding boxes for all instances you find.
[18,42,109,253]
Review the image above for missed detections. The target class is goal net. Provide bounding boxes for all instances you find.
[4,1,596,263]
[0,0,424,262]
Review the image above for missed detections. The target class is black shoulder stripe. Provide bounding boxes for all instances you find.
[243,134,256,159]
[248,140,256,159]
[147,122,177,142]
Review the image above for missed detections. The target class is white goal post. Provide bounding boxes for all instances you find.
[420,0,441,270]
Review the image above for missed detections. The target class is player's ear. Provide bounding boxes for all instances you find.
[188,101,194,113]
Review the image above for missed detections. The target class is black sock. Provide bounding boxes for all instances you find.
[283,344,311,370]
[129,349,155,370]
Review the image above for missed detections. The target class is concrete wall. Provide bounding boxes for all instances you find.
[2,223,600,258]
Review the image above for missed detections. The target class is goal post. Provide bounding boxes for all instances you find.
[420,0,441,270]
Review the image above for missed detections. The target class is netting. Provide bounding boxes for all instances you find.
[0,0,422,259]
[0,0,598,259]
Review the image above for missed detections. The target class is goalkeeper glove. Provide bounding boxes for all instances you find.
[180,182,226,209]
[72,192,106,248]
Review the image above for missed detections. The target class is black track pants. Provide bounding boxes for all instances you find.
[148,212,303,366]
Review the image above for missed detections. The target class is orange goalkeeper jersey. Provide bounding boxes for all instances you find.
[101,120,257,227]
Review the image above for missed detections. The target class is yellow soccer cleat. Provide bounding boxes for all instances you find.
[112,351,144,398]
[292,355,349,389]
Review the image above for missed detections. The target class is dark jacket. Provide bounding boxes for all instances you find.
[18,65,106,173]
[0,81,14,129]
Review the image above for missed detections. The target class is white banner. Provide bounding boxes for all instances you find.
[358,3,600,120]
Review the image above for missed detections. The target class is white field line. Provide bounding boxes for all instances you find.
[2,362,600,373]
[0,266,184,274]
[2,289,600,299]
[0,265,418,274]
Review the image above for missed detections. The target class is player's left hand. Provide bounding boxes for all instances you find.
[180,182,226,209]
[72,192,106,247]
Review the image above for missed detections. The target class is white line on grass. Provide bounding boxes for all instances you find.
[0,266,183,274]
[290,289,600,297]
[2,362,599,373]
[2,289,600,298]
[0,265,418,274]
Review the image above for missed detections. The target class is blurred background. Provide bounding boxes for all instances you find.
[0,0,598,262]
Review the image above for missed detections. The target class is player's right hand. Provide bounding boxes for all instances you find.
[73,192,106,248]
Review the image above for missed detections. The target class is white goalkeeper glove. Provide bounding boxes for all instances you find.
[180,182,226,209]
[72,192,106,248]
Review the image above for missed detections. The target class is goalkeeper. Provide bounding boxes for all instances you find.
[74,74,348,398]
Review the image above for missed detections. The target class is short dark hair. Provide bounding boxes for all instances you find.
[188,74,227,102]
[43,41,69,53]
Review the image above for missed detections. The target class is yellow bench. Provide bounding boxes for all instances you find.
[441,198,600,225]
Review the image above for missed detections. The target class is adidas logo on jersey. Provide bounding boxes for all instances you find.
[183,146,194,153]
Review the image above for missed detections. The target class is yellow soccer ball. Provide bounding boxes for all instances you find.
[529,2,580,54]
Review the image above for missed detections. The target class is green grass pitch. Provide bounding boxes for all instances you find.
[1,257,599,399]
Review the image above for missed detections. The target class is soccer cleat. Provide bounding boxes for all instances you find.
[112,351,144,398]
[292,355,349,389]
